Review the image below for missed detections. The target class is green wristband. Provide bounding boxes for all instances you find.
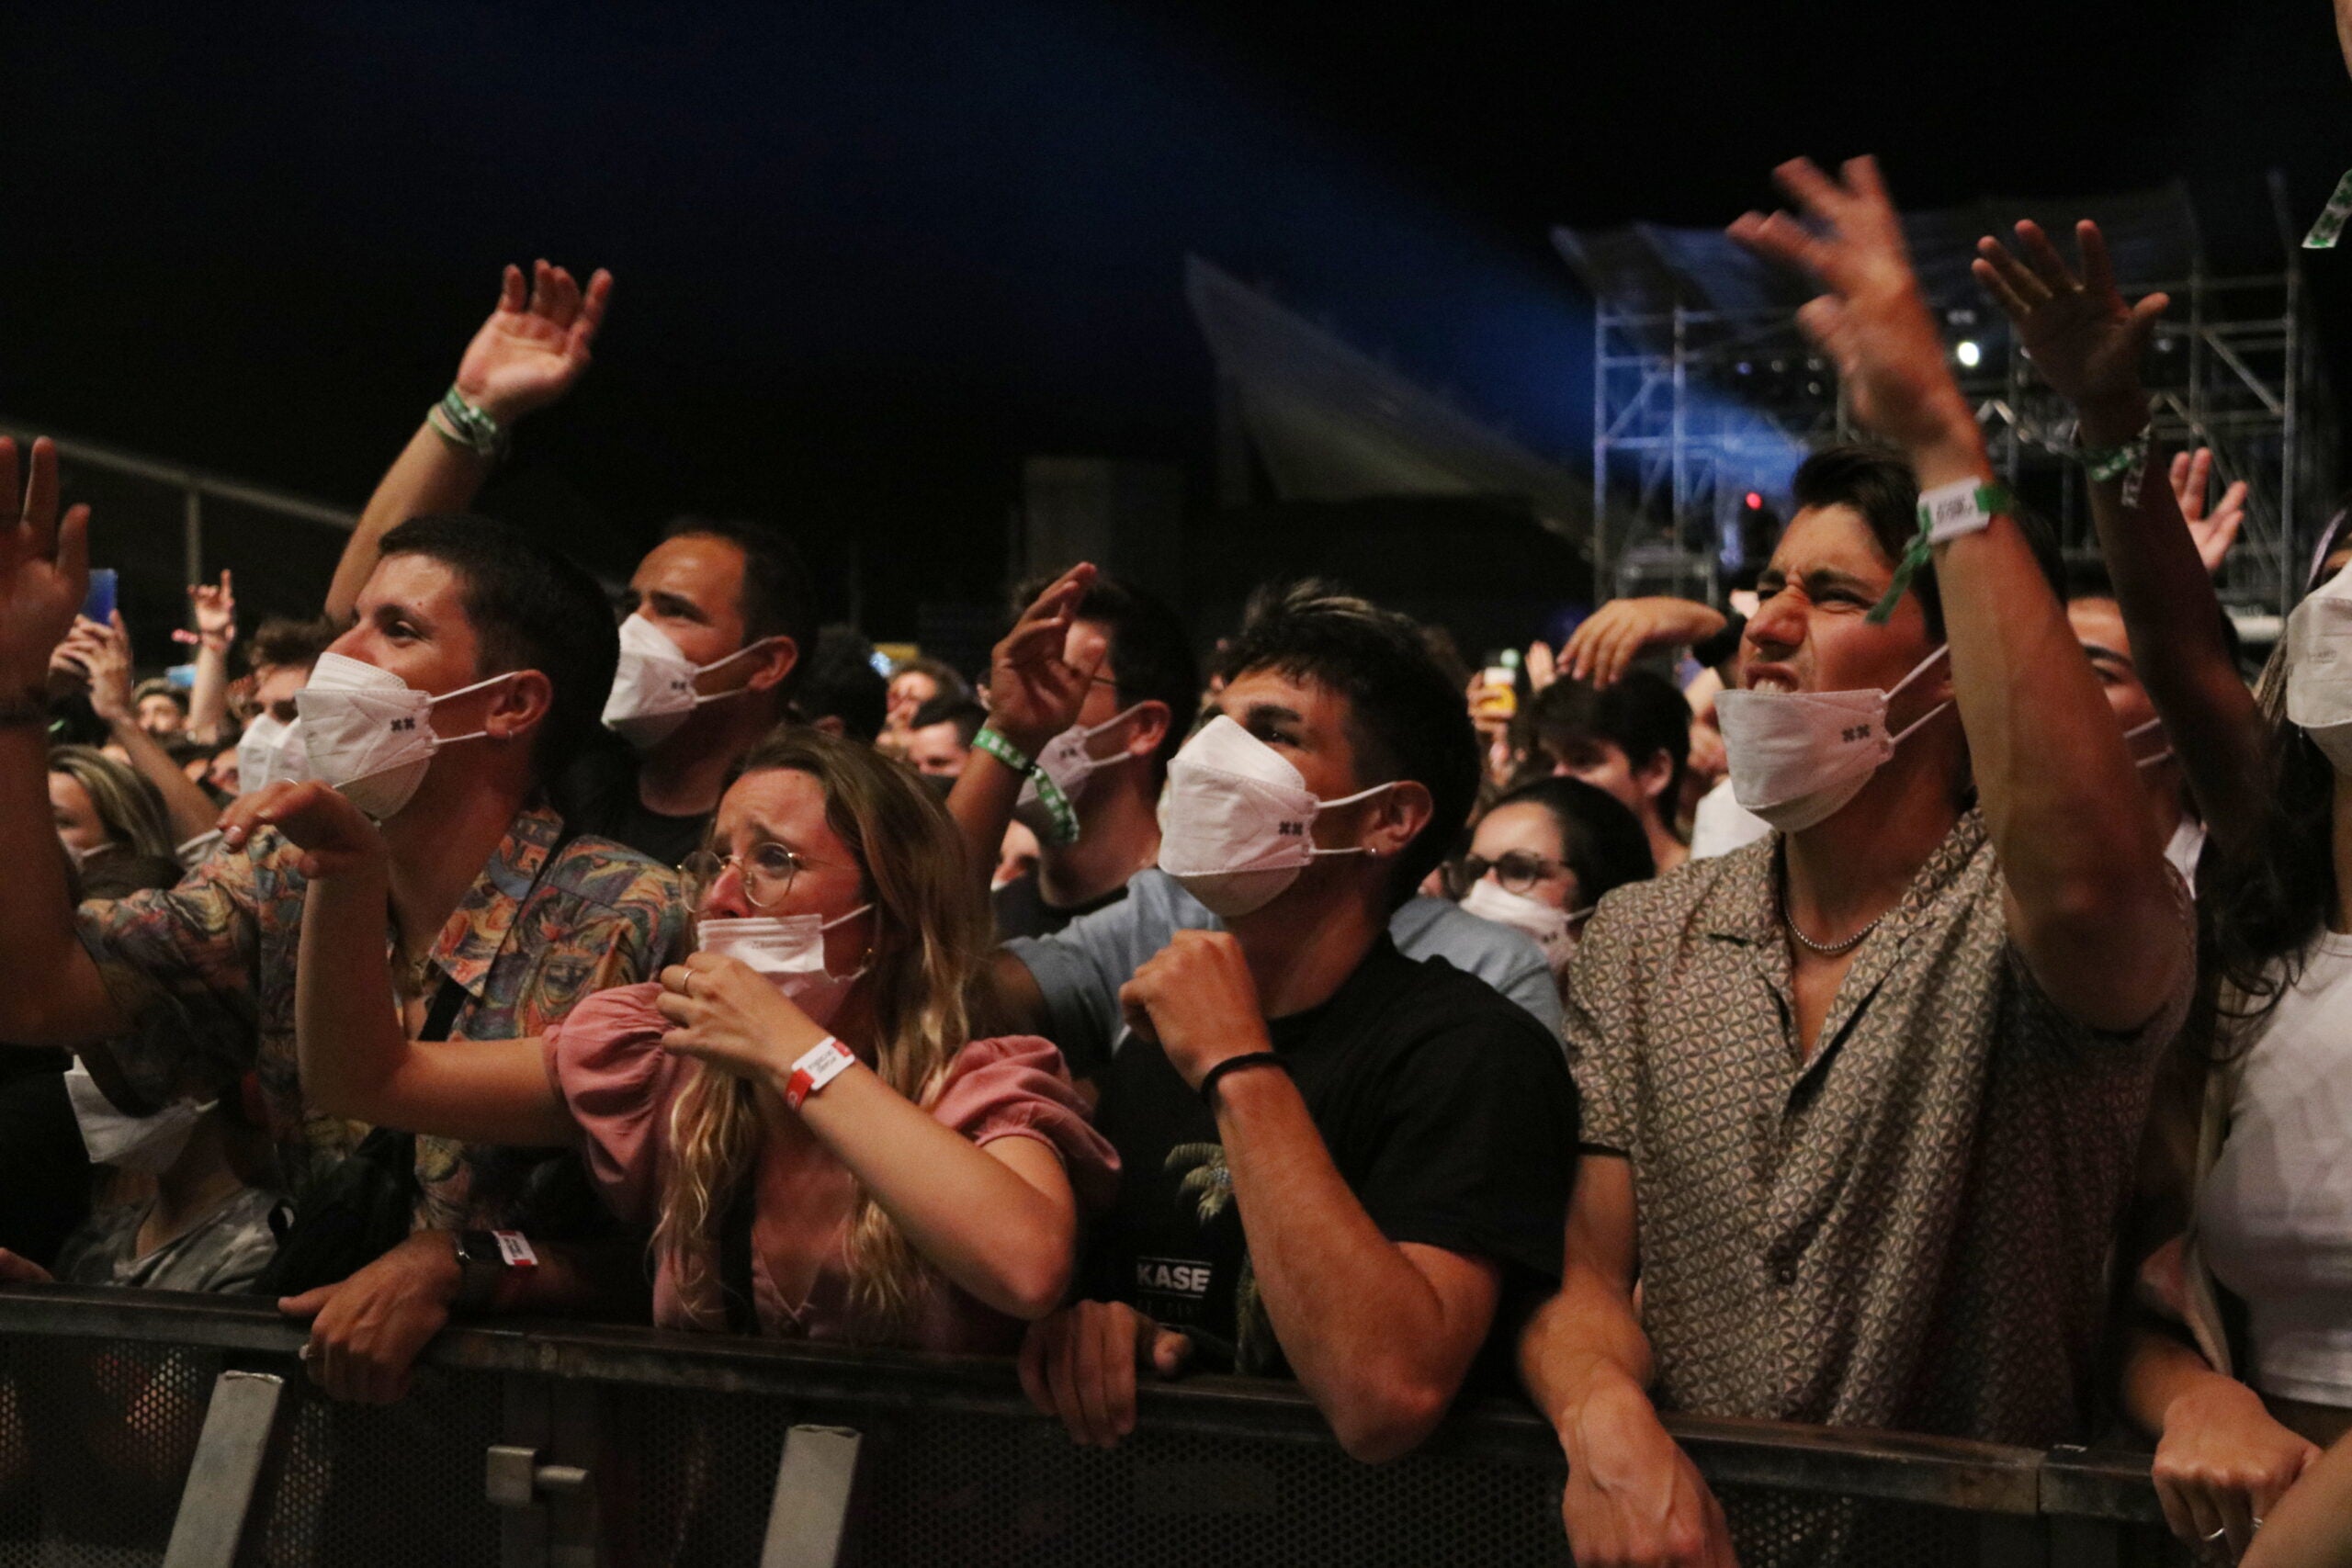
[972,727,1079,845]
[429,385,508,460]
[1866,481,2014,626]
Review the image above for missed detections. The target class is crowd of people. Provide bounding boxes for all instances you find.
[0,150,2347,1568]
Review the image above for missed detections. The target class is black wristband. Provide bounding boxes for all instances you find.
[1197,1052,1286,1110]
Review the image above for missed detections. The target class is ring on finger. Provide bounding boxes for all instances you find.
[2203,1525,2229,1543]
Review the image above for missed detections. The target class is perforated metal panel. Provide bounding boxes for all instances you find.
[0,1337,217,1568]
[236,1368,503,1568]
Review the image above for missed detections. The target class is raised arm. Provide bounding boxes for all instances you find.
[182,571,235,743]
[232,781,574,1148]
[1733,157,2184,1032]
[0,438,131,1045]
[654,951,1080,1320]
[1561,597,1728,689]
[944,561,1098,890]
[62,612,221,847]
[1520,1156,1736,1568]
[1973,221,2268,857]
[322,262,612,622]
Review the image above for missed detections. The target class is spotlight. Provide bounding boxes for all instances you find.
[1954,339,1983,368]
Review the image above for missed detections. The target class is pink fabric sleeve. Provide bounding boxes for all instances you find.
[931,1035,1122,1213]
[540,982,685,1227]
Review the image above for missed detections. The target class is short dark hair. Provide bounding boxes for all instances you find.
[1014,572,1201,782]
[893,655,970,705]
[1791,443,2062,638]
[910,694,988,748]
[1216,581,1478,908]
[378,514,618,782]
[1518,671,1690,812]
[658,516,820,699]
[131,678,187,715]
[1489,775,1656,907]
[795,626,890,743]
[248,615,340,676]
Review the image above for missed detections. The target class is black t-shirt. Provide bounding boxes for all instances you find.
[0,1051,92,1269]
[554,735,711,869]
[990,872,1131,941]
[1088,936,1577,1375]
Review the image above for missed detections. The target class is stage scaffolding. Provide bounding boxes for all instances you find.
[1558,182,2334,627]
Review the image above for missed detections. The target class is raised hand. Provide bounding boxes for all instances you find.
[1727,157,1971,452]
[177,570,235,652]
[0,438,92,701]
[62,614,135,724]
[452,260,615,425]
[1972,220,2166,422]
[2171,450,2246,575]
[1564,598,1728,689]
[982,562,1101,759]
[220,779,387,877]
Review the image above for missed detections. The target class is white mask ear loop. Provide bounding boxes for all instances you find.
[1306,781,1396,860]
[424,671,522,747]
[821,901,875,982]
[2123,715,2174,769]
[687,637,783,708]
[1883,646,1953,747]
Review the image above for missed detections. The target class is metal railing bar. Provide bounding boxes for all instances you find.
[0,421,359,531]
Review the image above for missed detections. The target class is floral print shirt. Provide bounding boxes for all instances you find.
[75,801,692,1231]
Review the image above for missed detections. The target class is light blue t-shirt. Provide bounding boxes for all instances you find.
[1005,868,1563,1074]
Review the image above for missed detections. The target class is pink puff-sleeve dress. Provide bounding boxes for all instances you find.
[542,982,1118,1352]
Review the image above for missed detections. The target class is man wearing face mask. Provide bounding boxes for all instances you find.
[319,262,815,868]
[966,570,1564,1061]
[947,572,1196,939]
[0,458,689,1406]
[1519,159,2193,1568]
[1015,581,1578,1463]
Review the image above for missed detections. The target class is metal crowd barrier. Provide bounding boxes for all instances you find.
[0,1285,2186,1567]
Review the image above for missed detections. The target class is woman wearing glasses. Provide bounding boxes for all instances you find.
[262,728,1114,1348]
[1454,776,1654,993]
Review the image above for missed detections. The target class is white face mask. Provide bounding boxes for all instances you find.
[2287,567,2352,774]
[1716,646,1951,834]
[696,904,873,1028]
[1015,703,1147,847]
[1458,876,1588,976]
[64,1064,214,1175]
[602,615,773,751]
[1157,715,1394,919]
[236,713,310,795]
[294,651,516,820]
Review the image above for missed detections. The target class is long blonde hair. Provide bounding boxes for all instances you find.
[50,745,176,862]
[653,728,1003,1337]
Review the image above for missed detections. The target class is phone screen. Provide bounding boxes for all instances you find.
[80,569,117,626]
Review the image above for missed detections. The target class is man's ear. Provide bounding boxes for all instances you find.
[1123,701,1172,760]
[743,636,799,695]
[1634,748,1677,807]
[486,670,555,744]
[1363,779,1435,862]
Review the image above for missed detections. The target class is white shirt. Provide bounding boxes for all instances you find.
[2200,933,2352,1406]
[2165,817,2205,893]
[1689,776,1771,860]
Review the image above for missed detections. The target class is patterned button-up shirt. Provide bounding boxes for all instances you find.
[1567,809,2191,1449]
[76,801,692,1231]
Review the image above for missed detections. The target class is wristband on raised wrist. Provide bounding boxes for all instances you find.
[970,726,1035,774]
[427,385,509,461]
[1198,1051,1288,1110]
[1865,479,2015,625]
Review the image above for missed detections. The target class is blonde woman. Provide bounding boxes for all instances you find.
[253,728,1114,1351]
[48,745,180,896]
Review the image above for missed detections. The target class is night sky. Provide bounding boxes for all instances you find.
[4,0,2346,638]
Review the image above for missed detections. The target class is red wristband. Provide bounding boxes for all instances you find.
[784,1036,856,1111]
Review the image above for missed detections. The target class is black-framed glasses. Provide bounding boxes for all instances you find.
[1453,851,1567,897]
[680,842,825,910]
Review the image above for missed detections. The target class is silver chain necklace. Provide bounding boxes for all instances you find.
[1780,887,1883,955]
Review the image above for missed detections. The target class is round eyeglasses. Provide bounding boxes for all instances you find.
[680,842,819,911]
[1453,850,1567,898]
